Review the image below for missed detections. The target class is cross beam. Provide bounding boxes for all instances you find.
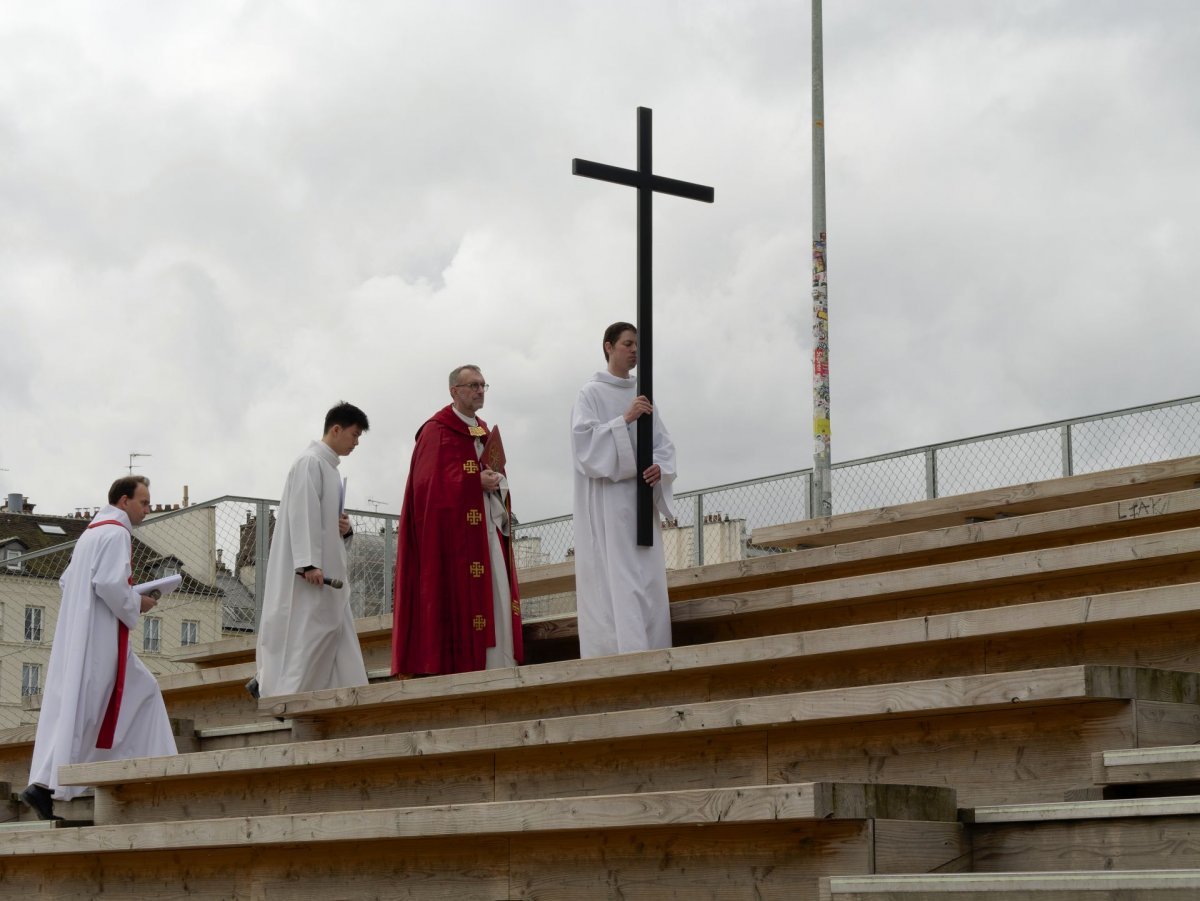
[572,106,714,547]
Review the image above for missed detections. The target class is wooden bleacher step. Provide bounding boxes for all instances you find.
[156,660,392,720]
[264,581,1200,737]
[0,783,963,900]
[820,870,1200,900]
[752,453,1200,549]
[0,820,91,832]
[1091,743,1200,788]
[58,665,1200,823]
[158,520,1200,725]
[522,482,1200,603]
[0,789,94,827]
[1062,742,1200,801]
[172,613,392,670]
[527,524,1200,649]
[964,794,1200,872]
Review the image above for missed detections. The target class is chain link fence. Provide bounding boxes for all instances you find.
[513,393,1200,574]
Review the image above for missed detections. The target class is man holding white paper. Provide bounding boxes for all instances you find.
[252,402,370,698]
[21,476,178,820]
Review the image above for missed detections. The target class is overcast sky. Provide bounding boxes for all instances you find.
[2,0,1198,522]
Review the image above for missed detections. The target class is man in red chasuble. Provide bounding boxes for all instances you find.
[392,365,523,675]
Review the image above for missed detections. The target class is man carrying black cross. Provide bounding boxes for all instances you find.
[570,322,677,658]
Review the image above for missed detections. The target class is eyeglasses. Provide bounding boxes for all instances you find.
[454,382,489,392]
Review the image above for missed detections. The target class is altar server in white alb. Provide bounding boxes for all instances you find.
[570,321,677,657]
[252,402,371,698]
[21,476,177,820]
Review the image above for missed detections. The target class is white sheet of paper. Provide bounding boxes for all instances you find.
[133,573,183,597]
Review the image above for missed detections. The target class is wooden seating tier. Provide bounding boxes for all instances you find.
[3,458,1200,897]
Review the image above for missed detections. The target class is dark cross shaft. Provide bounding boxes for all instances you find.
[573,106,714,547]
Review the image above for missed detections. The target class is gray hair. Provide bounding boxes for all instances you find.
[448,364,482,388]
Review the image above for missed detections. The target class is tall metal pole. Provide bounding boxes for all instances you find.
[811,0,833,518]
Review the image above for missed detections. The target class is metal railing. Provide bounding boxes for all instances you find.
[511,393,1200,569]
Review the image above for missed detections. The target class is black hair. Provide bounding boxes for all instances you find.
[324,401,370,434]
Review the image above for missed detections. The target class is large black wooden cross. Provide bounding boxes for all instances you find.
[573,107,714,547]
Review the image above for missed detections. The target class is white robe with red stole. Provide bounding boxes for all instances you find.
[28,506,177,801]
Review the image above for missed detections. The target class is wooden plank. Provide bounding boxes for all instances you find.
[0,820,87,833]
[1093,743,1200,786]
[491,731,770,805]
[526,527,1200,643]
[0,783,945,857]
[519,486,1200,601]
[93,752,500,826]
[0,819,958,901]
[511,820,874,901]
[668,528,1200,630]
[970,815,1200,873]
[752,454,1200,549]
[822,870,1200,899]
[0,841,508,900]
[171,612,393,667]
[770,699,1150,809]
[1,795,94,826]
[157,660,254,694]
[965,794,1200,824]
[95,699,1170,823]
[269,581,1200,725]
[1134,698,1200,747]
[870,819,969,874]
[516,560,576,597]
[63,666,1193,790]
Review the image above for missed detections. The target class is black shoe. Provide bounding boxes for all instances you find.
[245,677,260,700]
[20,784,61,821]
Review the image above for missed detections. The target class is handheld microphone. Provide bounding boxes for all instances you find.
[297,573,344,589]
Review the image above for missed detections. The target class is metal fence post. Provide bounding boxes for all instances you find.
[1061,424,1074,477]
[806,470,816,520]
[693,493,705,567]
[924,448,938,499]
[253,500,270,631]
[382,516,395,614]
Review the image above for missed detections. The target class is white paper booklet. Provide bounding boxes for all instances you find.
[133,573,183,598]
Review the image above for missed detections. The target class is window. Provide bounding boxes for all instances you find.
[181,620,199,646]
[4,546,22,572]
[37,524,66,536]
[21,663,41,697]
[143,616,161,653]
[24,606,44,643]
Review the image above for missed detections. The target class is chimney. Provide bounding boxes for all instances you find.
[183,485,189,507]
[6,493,21,514]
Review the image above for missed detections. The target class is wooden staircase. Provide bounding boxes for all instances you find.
[2,456,1200,897]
